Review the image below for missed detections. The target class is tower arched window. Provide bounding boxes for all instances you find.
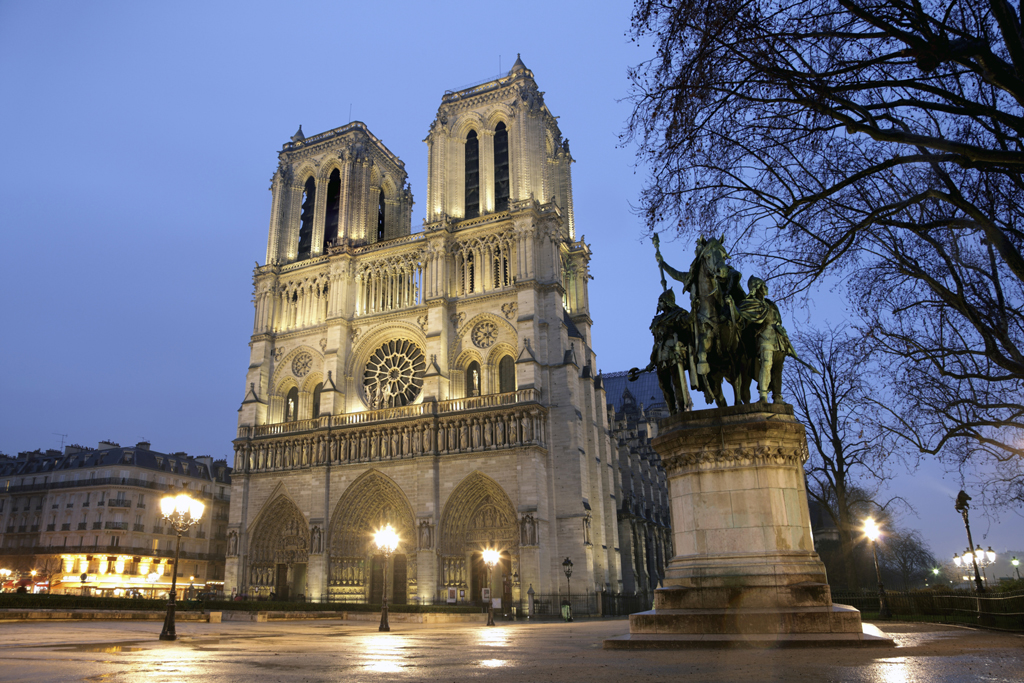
[297,177,316,261]
[285,387,299,423]
[466,361,481,397]
[494,122,509,212]
[465,130,480,219]
[324,169,341,248]
[377,189,386,241]
[498,355,516,394]
[312,382,323,418]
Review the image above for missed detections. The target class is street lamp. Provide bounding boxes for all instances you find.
[863,518,892,619]
[1013,557,1021,580]
[562,557,574,623]
[482,549,499,627]
[374,524,399,632]
[30,570,37,593]
[954,545,996,584]
[953,490,985,593]
[158,485,205,641]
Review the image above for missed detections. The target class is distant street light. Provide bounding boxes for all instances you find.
[1013,557,1021,581]
[863,518,892,619]
[482,549,499,627]
[561,557,574,623]
[374,524,399,632]
[953,491,985,593]
[159,486,205,641]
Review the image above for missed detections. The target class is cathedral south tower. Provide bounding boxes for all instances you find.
[228,57,622,606]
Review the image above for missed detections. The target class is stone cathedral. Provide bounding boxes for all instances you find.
[226,57,621,605]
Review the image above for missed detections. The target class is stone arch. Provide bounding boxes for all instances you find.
[246,493,309,597]
[437,471,519,594]
[271,345,323,392]
[485,106,514,132]
[439,471,518,554]
[452,348,484,398]
[300,370,324,394]
[451,111,487,140]
[450,312,517,371]
[327,469,417,601]
[381,174,399,199]
[486,342,518,394]
[292,163,318,185]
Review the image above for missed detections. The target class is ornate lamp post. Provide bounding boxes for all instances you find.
[954,546,996,586]
[953,490,986,593]
[561,557,573,623]
[863,518,892,619]
[482,549,499,626]
[1013,557,1021,580]
[374,524,399,632]
[158,486,205,641]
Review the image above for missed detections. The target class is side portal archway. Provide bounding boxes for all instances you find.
[438,471,519,604]
[247,495,309,600]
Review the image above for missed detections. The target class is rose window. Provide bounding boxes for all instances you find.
[472,321,498,348]
[363,339,426,408]
[291,352,313,377]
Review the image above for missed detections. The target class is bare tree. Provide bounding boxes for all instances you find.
[625,0,1024,500]
[879,528,937,590]
[790,325,903,589]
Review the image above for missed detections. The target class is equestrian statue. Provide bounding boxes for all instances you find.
[629,234,814,413]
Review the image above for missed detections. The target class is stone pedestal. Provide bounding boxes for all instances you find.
[605,404,892,649]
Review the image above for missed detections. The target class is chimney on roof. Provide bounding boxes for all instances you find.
[196,456,214,473]
[136,441,151,450]
[64,445,85,456]
[98,441,119,450]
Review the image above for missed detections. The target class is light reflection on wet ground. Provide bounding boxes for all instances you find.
[0,620,1020,682]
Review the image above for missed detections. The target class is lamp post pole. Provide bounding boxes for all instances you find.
[954,491,985,593]
[562,557,574,623]
[1013,557,1021,581]
[374,524,399,632]
[864,518,892,619]
[482,549,499,627]
[158,486,205,641]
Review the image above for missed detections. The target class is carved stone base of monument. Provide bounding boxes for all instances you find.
[605,404,893,649]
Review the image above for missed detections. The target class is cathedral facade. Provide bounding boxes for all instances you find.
[226,57,620,604]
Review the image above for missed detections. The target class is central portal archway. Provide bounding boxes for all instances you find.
[327,470,416,603]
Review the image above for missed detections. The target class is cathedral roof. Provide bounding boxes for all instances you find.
[602,369,665,413]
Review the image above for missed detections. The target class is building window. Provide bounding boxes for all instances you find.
[325,169,341,248]
[494,122,509,212]
[467,361,481,397]
[377,189,386,241]
[465,130,480,218]
[297,176,316,261]
[312,382,323,418]
[286,387,299,422]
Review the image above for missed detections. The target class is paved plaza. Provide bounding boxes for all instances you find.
[0,618,1021,682]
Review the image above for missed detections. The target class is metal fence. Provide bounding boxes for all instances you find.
[831,589,1024,631]
[271,590,653,619]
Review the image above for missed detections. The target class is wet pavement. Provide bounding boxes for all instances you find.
[0,618,1020,682]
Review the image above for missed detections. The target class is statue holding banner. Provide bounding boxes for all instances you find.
[630,235,812,411]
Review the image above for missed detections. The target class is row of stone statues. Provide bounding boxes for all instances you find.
[631,236,813,412]
[235,409,546,472]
